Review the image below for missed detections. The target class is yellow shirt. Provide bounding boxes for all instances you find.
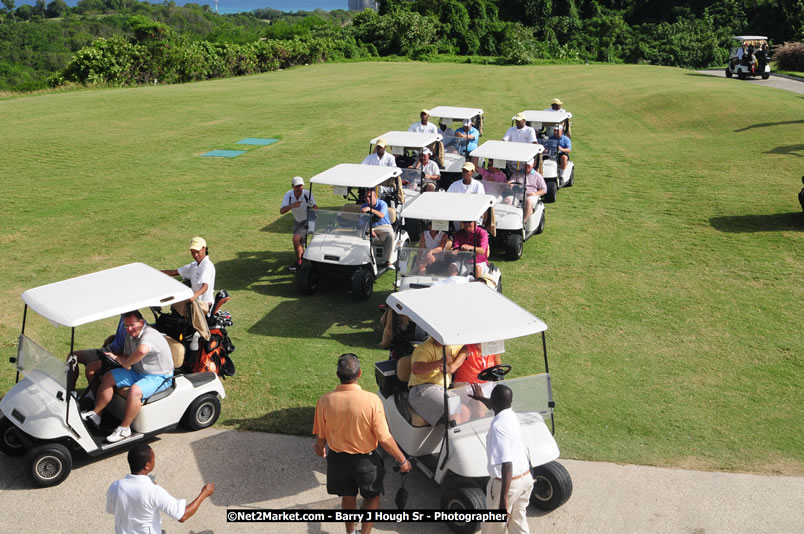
[312,383,392,454]
[407,337,462,389]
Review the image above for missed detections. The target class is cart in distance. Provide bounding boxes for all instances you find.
[0,263,225,487]
[374,284,572,533]
[427,106,485,174]
[469,140,546,260]
[726,35,771,80]
[515,110,575,203]
[298,163,410,300]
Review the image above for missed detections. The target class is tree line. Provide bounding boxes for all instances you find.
[0,0,801,91]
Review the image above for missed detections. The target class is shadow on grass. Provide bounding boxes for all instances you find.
[764,143,804,157]
[710,212,804,232]
[214,249,297,293]
[734,119,804,132]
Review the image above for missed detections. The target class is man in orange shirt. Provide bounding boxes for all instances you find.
[313,353,412,534]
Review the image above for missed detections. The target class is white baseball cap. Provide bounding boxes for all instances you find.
[291,176,304,186]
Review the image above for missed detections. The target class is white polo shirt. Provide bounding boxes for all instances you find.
[408,121,439,134]
[503,125,537,144]
[281,188,316,223]
[177,255,216,306]
[486,408,530,479]
[362,151,397,167]
[447,179,485,195]
[106,474,186,534]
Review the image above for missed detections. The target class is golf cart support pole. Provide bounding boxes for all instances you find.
[542,331,556,434]
[439,344,451,470]
[16,305,28,383]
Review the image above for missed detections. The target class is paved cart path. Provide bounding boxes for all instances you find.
[695,70,804,94]
[1,428,803,533]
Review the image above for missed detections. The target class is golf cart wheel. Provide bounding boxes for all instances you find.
[544,180,557,203]
[530,461,572,511]
[183,394,221,431]
[26,443,72,488]
[565,167,574,188]
[351,270,373,301]
[725,67,732,78]
[762,72,769,80]
[738,70,746,80]
[0,416,27,456]
[440,485,486,534]
[504,233,523,261]
[297,263,318,296]
[535,210,545,235]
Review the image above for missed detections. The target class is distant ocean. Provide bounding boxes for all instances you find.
[18,1,349,13]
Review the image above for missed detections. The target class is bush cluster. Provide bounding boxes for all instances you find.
[773,42,804,71]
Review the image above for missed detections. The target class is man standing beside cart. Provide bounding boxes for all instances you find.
[470,383,535,534]
[280,176,317,273]
[313,353,411,534]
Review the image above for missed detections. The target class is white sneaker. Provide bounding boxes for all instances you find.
[81,410,101,427]
[106,426,131,443]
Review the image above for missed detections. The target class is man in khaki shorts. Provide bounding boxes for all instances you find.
[279,176,317,272]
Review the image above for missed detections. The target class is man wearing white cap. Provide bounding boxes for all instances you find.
[408,109,439,134]
[162,236,216,341]
[509,159,546,222]
[454,119,480,155]
[447,162,485,195]
[409,147,441,191]
[361,138,396,167]
[503,114,537,144]
[545,98,565,112]
[280,176,317,272]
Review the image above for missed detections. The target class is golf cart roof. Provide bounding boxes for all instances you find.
[21,263,194,328]
[515,110,573,123]
[310,163,402,188]
[470,140,544,163]
[732,35,768,42]
[427,106,484,121]
[401,192,496,222]
[371,131,442,149]
[386,283,547,345]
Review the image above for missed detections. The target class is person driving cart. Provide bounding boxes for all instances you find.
[69,314,129,395]
[508,158,547,223]
[450,220,490,279]
[416,221,450,274]
[161,236,216,341]
[81,310,175,443]
[361,188,395,270]
[407,338,468,426]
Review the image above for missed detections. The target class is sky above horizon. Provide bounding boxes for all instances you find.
[17,1,350,12]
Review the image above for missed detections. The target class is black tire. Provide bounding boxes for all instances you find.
[440,484,486,534]
[530,461,573,511]
[565,167,574,187]
[26,442,72,487]
[183,394,221,431]
[504,233,523,261]
[725,67,732,78]
[738,70,746,80]
[762,73,769,80]
[351,269,373,301]
[0,416,27,456]
[535,210,545,235]
[297,263,317,296]
[544,180,557,203]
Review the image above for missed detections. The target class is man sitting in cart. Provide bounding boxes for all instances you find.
[541,124,571,177]
[361,188,395,270]
[409,109,439,134]
[508,158,547,223]
[503,114,538,144]
[450,220,490,279]
[81,310,175,443]
[409,148,441,192]
[447,162,486,195]
[408,338,468,426]
[70,314,129,394]
[361,138,396,167]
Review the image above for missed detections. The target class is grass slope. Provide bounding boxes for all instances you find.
[1,63,802,474]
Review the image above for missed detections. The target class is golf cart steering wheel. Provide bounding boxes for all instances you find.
[99,350,122,370]
[477,364,511,382]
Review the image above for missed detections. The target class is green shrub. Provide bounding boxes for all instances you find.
[773,41,804,70]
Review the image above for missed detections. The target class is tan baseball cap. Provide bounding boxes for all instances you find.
[514,113,526,121]
[551,98,563,106]
[190,237,207,251]
[462,162,475,172]
[376,138,387,148]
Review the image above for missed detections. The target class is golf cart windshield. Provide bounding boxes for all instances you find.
[16,334,67,389]
[482,180,525,208]
[397,247,478,283]
[400,168,422,191]
[441,132,470,157]
[447,374,553,427]
[309,209,371,238]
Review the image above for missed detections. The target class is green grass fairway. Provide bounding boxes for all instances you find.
[1,63,802,475]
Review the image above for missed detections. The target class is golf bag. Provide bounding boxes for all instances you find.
[193,327,236,377]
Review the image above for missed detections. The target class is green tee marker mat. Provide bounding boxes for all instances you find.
[201,150,247,158]
[236,138,279,146]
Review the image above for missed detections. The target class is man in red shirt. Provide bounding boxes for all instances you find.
[313,353,411,534]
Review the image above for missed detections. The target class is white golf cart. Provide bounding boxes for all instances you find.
[395,191,501,292]
[726,35,771,80]
[469,140,546,260]
[0,263,225,487]
[427,106,485,174]
[298,163,409,300]
[514,110,575,203]
[374,284,572,533]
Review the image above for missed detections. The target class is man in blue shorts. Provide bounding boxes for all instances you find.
[81,310,174,443]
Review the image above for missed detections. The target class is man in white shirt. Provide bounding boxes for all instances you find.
[162,236,216,341]
[503,114,537,144]
[279,176,317,272]
[408,109,439,134]
[410,147,441,191]
[544,98,564,112]
[107,444,214,534]
[361,138,397,167]
[470,384,534,534]
[447,162,485,195]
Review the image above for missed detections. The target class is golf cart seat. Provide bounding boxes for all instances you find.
[114,335,184,404]
[394,355,431,428]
